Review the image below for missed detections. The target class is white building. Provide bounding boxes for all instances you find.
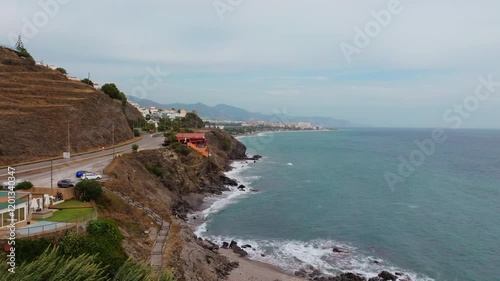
[0,191,29,229]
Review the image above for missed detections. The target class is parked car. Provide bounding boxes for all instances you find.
[80,172,102,180]
[75,171,89,178]
[57,179,75,188]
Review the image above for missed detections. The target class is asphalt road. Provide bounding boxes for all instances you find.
[0,133,164,188]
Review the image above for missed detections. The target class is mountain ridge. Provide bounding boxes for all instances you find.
[128,95,358,128]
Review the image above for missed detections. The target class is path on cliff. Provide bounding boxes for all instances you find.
[104,188,170,272]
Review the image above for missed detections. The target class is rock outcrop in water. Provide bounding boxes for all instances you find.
[293,264,412,281]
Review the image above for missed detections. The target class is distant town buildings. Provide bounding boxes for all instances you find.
[128,103,194,122]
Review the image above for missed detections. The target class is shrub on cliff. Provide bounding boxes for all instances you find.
[75,179,103,201]
[134,129,141,137]
[81,78,94,86]
[101,83,127,107]
[132,144,139,152]
[171,142,191,156]
[0,246,177,281]
[56,67,67,75]
[146,163,163,177]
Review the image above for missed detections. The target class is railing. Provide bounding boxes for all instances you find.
[16,210,97,237]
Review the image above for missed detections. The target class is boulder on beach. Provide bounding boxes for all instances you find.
[241,244,252,249]
[378,271,397,281]
[229,240,238,249]
[232,246,248,257]
[221,242,229,249]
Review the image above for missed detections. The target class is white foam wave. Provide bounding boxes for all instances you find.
[202,237,435,281]
[193,161,257,237]
[192,161,434,281]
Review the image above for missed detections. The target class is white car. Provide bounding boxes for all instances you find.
[80,172,102,180]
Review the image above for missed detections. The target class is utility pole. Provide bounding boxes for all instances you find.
[88,72,91,86]
[112,123,115,158]
[67,120,70,157]
[50,160,53,189]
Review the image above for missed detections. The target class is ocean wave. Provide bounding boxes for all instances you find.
[200,236,435,281]
[193,161,257,237]
[193,160,434,281]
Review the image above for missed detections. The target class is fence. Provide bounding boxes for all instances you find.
[16,210,97,237]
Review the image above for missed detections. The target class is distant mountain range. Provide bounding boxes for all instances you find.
[127,96,359,128]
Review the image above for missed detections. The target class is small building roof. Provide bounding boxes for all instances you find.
[176,133,205,140]
[0,199,28,211]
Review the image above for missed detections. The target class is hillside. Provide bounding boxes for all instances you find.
[101,129,247,280]
[0,47,142,165]
[128,96,358,128]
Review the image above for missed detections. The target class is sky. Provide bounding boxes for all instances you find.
[1,0,499,128]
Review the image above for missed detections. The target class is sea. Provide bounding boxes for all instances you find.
[193,129,500,281]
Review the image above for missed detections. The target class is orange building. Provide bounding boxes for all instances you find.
[176,133,210,157]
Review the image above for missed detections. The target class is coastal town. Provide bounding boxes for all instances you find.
[128,101,325,134]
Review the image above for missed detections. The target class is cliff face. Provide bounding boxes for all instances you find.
[101,129,247,281]
[0,47,142,165]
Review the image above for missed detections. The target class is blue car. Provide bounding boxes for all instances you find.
[75,171,88,178]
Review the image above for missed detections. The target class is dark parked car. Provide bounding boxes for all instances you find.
[75,171,89,178]
[57,179,75,188]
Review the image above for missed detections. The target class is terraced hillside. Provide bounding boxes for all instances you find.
[0,47,142,166]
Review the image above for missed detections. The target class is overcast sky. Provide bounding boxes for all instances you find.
[1,0,499,127]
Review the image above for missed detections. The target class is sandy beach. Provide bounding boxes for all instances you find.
[219,249,306,281]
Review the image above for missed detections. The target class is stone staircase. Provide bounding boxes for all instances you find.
[103,188,170,271]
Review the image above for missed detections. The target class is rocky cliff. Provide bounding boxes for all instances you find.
[0,47,142,166]
[100,129,247,281]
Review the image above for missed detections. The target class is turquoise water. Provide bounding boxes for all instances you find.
[196,129,500,280]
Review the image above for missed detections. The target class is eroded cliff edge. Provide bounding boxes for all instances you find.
[98,129,247,281]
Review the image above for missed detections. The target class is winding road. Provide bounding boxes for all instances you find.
[0,133,164,188]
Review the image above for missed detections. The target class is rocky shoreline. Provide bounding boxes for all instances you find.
[189,154,415,281]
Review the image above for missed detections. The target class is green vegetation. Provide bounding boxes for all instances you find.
[171,142,190,156]
[13,36,35,65]
[114,259,176,281]
[75,180,103,202]
[164,131,177,143]
[56,67,67,75]
[221,138,231,151]
[12,238,55,265]
[87,218,124,243]
[132,144,139,152]
[134,129,141,137]
[157,113,203,132]
[60,218,128,277]
[0,246,177,281]
[15,180,33,190]
[81,78,94,86]
[50,200,92,209]
[0,247,106,281]
[101,83,127,107]
[145,163,163,177]
[44,208,94,222]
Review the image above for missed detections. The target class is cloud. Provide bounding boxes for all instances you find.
[0,0,499,127]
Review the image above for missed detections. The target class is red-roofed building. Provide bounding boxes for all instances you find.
[176,133,206,144]
[175,133,210,157]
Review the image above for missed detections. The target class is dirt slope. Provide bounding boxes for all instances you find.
[0,47,142,165]
[101,130,247,280]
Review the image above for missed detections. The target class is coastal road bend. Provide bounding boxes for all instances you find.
[0,133,164,187]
